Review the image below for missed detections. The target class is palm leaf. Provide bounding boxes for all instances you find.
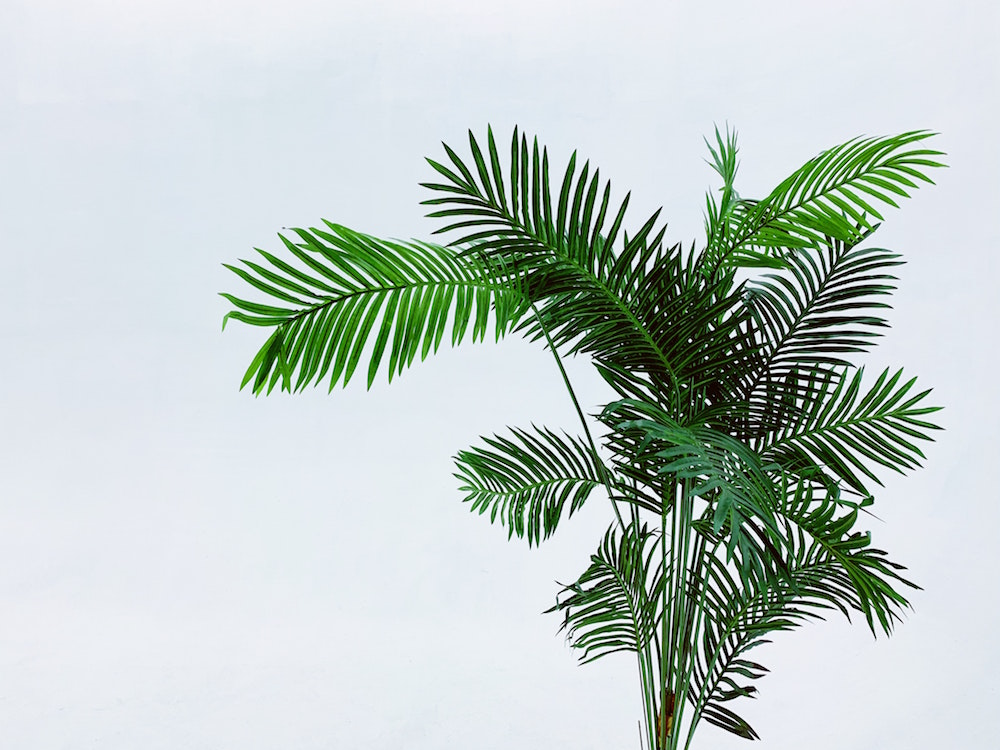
[547,522,665,664]
[777,478,917,634]
[761,366,942,494]
[453,425,608,546]
[423,127,753,403]
[709,131,945,272]
[691,476,916,739]
[601,399,784,568]
[736,232,904,432]
[221,222,526,394]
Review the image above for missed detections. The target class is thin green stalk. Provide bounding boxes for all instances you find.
[659,486,670,750]
[637,628,659,750]
[670,482,694,749]
[530,303,626,532]
[682,537,732,750]
[532,304,653,743]
[660,481,708,750]
[678,536,715,750]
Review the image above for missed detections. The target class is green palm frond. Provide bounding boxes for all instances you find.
[422,126,632,272]
[761,366,942,495]
[547,522,665,664]
[421,126,672,382]
[737,233,904,428]
[221,223,525,394]
[421,126,754,402]
[777,478,917,634]
[453,425,608,546]
[709,131,945,272]
[690,476,916,739]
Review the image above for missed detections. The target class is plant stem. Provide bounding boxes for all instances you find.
[531,304,626,532]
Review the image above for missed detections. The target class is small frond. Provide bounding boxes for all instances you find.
[547,522,665,663]
[601,399,785,576]
[453,426,608,546]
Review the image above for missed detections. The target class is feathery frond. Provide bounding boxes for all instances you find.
[222,223,525,394]
[548,522,665,664]
[708,131,945,272]
[762,366,941,495]
[454,426,608,546]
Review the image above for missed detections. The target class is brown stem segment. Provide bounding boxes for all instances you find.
[656,690,675,749]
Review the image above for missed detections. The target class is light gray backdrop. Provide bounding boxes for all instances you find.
[2,1,996,748]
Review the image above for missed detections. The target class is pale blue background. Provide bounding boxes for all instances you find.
[1,1,997,748]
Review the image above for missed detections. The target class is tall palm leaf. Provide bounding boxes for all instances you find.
[422,128,752,404]
[704,130,944,273]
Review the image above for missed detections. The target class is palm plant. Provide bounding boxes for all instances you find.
[221,125,944,748]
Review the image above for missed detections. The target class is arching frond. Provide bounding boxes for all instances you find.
[690,476,917,739]
[422,126,753,403]
[547,522,665,664]
[221,223,525,394]
[709,131,945,272]
[738,232,904,430]
[777,478,917,634]
[453,426,608,546]
[761,367,942,495]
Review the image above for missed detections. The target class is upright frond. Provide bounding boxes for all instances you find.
[709,131,945,272]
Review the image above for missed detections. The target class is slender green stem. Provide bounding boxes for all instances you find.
[679,536,715,750]
[530,303,626,532]
[660,488,670,750]
[637,631,658,750]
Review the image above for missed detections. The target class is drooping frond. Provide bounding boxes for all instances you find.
[690,475,917,739]
[453,426,608,546]
[547,522,665,664]
[707,131,945,273]
[776,478,918,634]
[221,223,525,394]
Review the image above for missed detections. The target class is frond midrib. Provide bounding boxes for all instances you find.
[271,276,515,326]
[474,214,682,387]
[460,475,602,499]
